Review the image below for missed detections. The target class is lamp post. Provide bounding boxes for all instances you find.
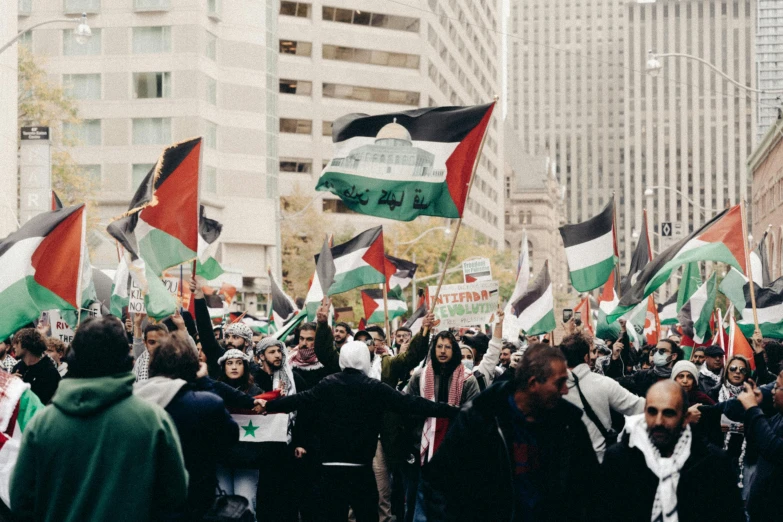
[0,13,91,55]
[394,225,451,257]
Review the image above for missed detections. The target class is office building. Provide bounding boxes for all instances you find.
[1,2,18,236]
[757,0,783,140]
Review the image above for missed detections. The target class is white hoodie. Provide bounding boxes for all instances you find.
[339,341,371,375]
[133,376,188,408]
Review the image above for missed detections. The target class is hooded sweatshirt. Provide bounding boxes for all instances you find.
[10,373,188,522]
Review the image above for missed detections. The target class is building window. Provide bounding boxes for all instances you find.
[134,0,169,11]
[81,164,101,183]
[132,163,155,187]
[279,118,312,135]
[64,0,100,14]
[322,121,332,136]
[133,72,170,99]
[322,44,419,69]
[63,28,101,55]
[205,77,217,105]
[18,31,32,49]
[322,83,419,106]
[280,1,311,18]
[205,32,217,60]
[205,121,217,149]
[63,74,101,100]
[132,26,171,54]
[279,39,312,56]
[203,165,217,193]
[322,6,419,32]
[18,0,32,16]
[322,199,354,213]
[63,120,101,146]
[279,159,312,173]
[207,0,221,19]
[132,117,171,145]
[279,79,312,95]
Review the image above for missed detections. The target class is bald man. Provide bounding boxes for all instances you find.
[603,381,744,521]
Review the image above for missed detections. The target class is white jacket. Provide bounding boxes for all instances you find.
[471,336,502,388]
[563,363,645,462]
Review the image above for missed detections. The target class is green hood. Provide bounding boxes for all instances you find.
[52,373,135,417]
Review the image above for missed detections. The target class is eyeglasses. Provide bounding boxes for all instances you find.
[728,366,748,375]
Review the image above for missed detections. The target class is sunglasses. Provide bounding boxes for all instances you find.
[728,366,748,375]
[655,348,671,355]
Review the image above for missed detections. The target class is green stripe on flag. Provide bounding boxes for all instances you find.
[197,257,224,281]
[739,322,783,339]
[568,256,615,293]
[0,277,74,341]
[525,309,556,336]
[139,229,196,276]
[328,266,386,296]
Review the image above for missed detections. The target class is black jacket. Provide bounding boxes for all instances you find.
[193,297,225,379]
[13,357,61,405]
[603,432,745,522]
[415,381,601,522]
[744,407,783,522]
[266,368,457,465]
[616,368,668,397]
[164,386,238,518]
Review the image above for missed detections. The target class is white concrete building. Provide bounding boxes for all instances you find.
[277,0,505,249]
[1,3,19,237]
[757,0,783,140]
[20,0,280,301]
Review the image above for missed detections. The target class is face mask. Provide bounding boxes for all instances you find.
[462,359,474,371]
[652,351,671,368]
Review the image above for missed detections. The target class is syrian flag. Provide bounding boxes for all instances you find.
[720,267,749,311]
[107,137,201,276]
[404,303,426,336]
[677,272,717,344]
[738,281,783,339]
[315,226,394,296]
[269,269,298,327]
[609,205,745,322]
[195,206,224,281]
[0,205,86,341]
[750,229,771,288]
[317,103,495,221]
[229,390,289,443]
[110,256,131,317]
[362,288,407,324]
[511,261,556,336]
[559,199,617,292]
[621,209,652,295]
[657,292,678,325]
[386,255,418,292]
[729,313,755,369]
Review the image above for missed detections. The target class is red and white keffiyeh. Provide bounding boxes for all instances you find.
[419,358,466,463]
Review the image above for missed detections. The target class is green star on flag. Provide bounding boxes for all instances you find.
[242,421,258,438]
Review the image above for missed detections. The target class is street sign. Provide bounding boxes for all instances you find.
[20,126,50,140]
[673,222,683,238]
[661,222,672,237]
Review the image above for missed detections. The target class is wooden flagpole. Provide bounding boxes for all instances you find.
[431,97,496,309]
[740,201,760,336]
[383,283,391,341]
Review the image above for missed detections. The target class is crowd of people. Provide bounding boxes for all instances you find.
[0,277,782,522]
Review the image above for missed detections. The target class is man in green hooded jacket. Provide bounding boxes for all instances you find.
[10,316,188,522]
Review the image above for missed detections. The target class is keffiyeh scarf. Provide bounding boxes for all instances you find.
[624,414,692,522]
[288,345,323,370]
[419,359,466,463]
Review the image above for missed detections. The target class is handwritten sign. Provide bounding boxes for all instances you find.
[129,279,146,314]
[47,310,75,344]
[462,258,492,283]
[428,281,499,329]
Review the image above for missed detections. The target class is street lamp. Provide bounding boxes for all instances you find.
[0,13,91,55]
[646,49,783,94]
[644,186,709,218]
[395,225,451,257]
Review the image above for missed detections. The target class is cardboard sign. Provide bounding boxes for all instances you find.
[129,279,146,314]
[47,310,75,344]
[462,258,492,283]
[427,281,499,329]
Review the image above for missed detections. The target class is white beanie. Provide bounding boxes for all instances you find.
[338,341,371,375]
[671,360,700,385]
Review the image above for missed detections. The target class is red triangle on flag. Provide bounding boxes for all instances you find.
[361,290,380,321]
[31,205,85,309]
[696,205,746,273]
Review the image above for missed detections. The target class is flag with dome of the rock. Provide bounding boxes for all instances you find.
[316,103,495,221]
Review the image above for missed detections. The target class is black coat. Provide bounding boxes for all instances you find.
[415,381,602,522]
[164,386,238,518]
[617,368,668,398]
[603,432,745,522]
[266,368,457,465]
[13,357,60,405]
[744,407,783,522]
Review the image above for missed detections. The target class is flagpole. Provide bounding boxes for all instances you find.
[431,97,496,308]
[612,193,622,299]
[740,201,761,337]
[383,283,391,340]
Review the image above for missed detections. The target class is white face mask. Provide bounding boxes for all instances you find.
[462,359,474,371]
[652,351,671,368]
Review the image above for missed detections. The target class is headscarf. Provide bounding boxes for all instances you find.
[338,341,371,375]
[224,323,254,354]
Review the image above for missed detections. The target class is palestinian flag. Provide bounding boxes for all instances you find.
[51,191,63,210]
[676,263,702,313]
[678,272,717,344]
[317,103,495,220]
[511,261,555,336]
[107,137,201,276]
[357,317,367,331]
[608,205,745,322]
[598,270,620,314]
[269,269,297,327]
[621,209,652,295]
[574,297,594,336]
[270,309,307,343]
[502,230,531,341]
[738,282,783,338]
[362,288,407,324]
[559,199,617,292]
[195,205,224,281]
[720,267,749,311]
[729,314,755,369]
[110,257,130,318]
[0,206,86,341]
[229,390,289,443]
[404,303,427,336]
[750,230,771,288]
[386,255,418,292]
[315,226,394,296]
[657,292,678,325]
[315,235,336,295]
[304,271,324,322]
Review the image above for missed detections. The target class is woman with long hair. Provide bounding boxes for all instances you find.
[716,354,752,487]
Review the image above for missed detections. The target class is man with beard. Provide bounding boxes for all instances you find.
[333,322,352,350]
[691,346,706,372]
[498,345,513,372]
[603,381,744,521]
[615,339,682,398]
[393,327,412,353]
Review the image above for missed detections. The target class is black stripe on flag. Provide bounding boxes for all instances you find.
[621,221,651,295]
[199,205,222,244]
[744,281,783,309]
[404,304,427,328]
[269,271,296,322]
[386,255,418,279]
[315,226,382,262]
[512,261,551,317]
[657,292,677,314]
[332,103,494,143]
[0,205,83,257]
[559,200,614,247]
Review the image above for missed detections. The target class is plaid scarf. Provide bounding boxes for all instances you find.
[288,345,322,370]
[419,358,466,463]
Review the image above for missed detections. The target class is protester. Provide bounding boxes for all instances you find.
[134,335,239,519]
[393,327,412,352]
[10,317,188,522]
[414,344,601,521]
[499,344,512,371]
[11,328,61,405]
[290,321,330,389]
[459,345,474,370]
[0,340,17,373]
[132,319,168,383]
[671,360,715,406]
[560,332,645,461]
[738,371,783,521]
[670,360,723,446]
[715,354,752,485]
[44,338,68,377]
[603,380,745,521]
[615,339,682,397]
[260,341,458,522]
[333,321,353,349]
[464,310,504,392]
[690,346,706,372]
[225,322,255,357]
[699,345,725,395]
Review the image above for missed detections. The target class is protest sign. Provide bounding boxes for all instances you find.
[427,281,499,329]
[48,310,75,344]
[462,258,492,283]
[129,279,146,314]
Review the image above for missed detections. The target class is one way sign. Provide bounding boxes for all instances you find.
[661,222,672,237]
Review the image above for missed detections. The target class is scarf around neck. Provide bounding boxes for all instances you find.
[624,414,692,522]
[718,382,744,402]
[288,345,323,370]
[419,358,466,463]
[652,365,673,379]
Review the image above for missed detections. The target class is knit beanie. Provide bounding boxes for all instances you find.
[671,360,700,385]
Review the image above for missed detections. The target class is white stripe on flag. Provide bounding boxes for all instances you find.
[518,284,554,331]
[563,231,614,271]
[0,238,40,294]
[741,303,783,325]
[333,247,369,275]
[231,413,288,443]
